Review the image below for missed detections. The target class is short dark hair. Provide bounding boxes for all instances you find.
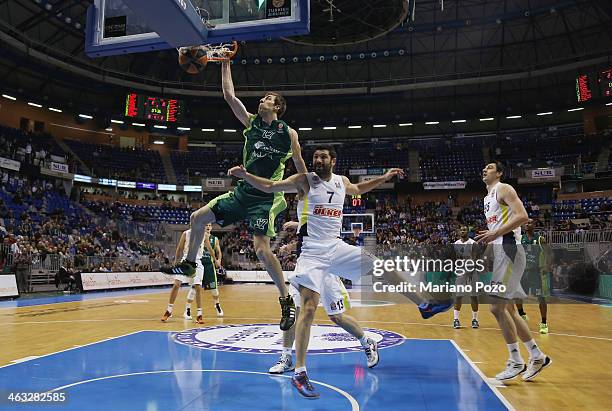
[492,161,504,176]
[264,91,286,118]
[313,145,337,159]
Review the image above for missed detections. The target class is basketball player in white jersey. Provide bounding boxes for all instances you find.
[268,215,364,375]
[475,162,552,381]
[229,146,404,398]
[161,227,215,324]
[184,223,224,319]
[453,225,479,329]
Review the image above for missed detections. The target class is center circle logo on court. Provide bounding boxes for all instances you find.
[174,323,404,354]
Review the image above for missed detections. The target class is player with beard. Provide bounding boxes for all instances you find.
[229,146,404,398]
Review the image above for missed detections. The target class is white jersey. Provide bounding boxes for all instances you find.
[297,172,345,241]
[182,229,205,260]
[454,238,476,258]
[483,182,521,244]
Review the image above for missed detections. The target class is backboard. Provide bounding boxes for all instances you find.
[341,214,375,235]
[85,0,309,57]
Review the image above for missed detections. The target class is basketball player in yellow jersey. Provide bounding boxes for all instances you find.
[476,162,551,381]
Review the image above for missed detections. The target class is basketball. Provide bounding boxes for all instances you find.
[178,47,208,74]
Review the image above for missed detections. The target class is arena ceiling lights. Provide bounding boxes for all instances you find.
[2,94,16,101]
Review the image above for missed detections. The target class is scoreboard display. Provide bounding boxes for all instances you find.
[576,68,612,102]
[125,93,183,123]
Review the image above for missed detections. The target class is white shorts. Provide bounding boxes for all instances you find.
[488,244,527,299]
[289,238,374,315]
[455,271,479,297]
[289,276,351,316]
[174,263,204,285]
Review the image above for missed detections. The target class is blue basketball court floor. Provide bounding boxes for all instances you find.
[0,322,512,410]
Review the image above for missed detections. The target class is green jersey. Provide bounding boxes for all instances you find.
[240,114,293,195]
[202,235,218,259]
[521,233,545,272]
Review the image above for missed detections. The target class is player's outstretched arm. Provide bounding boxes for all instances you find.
[342,168,405,195]
[228,165,308,193]
[221,61,252,127]
[289,128,307,174]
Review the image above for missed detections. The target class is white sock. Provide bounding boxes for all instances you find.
[453,310,460,320]
[472,311,478,320]
[187,288,196,301]
[507,343,523,363]
[167,304,174,313]
[282,347,292,356]
[523,339,544,359]
[197,308,202,316]
[358,335,369,348]
[295,366,306,375]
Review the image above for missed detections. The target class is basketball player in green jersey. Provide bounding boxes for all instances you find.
[201,223,224,317]
[515,219,551,334]
[163,58,307,331]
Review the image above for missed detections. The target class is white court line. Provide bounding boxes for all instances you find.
[450,340,515,410]
[0,330,146,369]
[4,316,612,342]
[0,288,185,310]
[10,356,40,363]
[44,370,359,410]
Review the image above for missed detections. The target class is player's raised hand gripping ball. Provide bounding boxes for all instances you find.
[228,165,247,178]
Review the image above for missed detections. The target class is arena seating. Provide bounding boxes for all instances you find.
[64,139,166,182]
[417,138,484,182]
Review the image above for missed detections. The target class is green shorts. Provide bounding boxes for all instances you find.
[521,268,551,297]
[208,184,287,237]
[201,256,218,290]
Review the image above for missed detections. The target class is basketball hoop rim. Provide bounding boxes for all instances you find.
[177,41,238,62]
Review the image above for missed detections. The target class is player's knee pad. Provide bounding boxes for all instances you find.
[210,288,219,297]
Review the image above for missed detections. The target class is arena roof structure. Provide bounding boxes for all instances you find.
[0,0,611,128]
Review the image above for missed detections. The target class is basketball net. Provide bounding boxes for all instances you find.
[177,41,238,62]
[176,6,239,62]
